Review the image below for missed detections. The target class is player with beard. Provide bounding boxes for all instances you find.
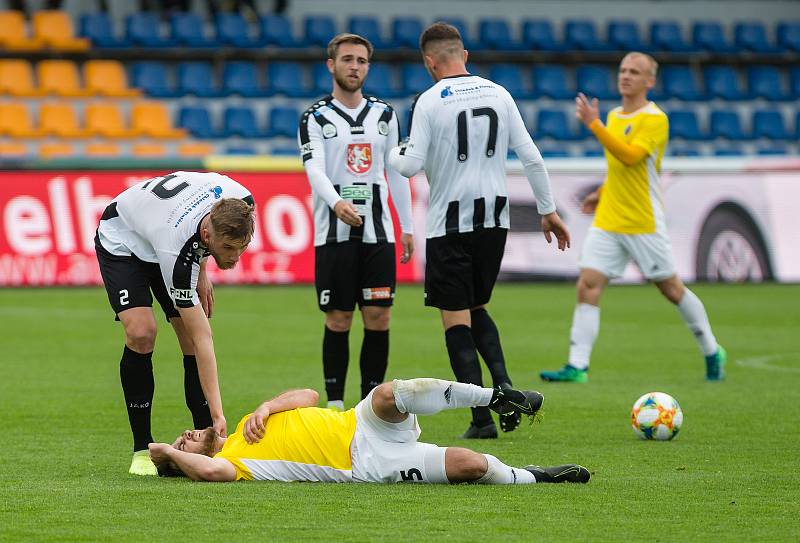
[95,171,255,475]
[298,34,414,411]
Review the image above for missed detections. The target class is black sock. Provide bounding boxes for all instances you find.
[445,325,492,426]
[119,346,154,452]
[183,355,212,429]
[471,308,512,387]
[323,326,349,402]
[360,329,389,399]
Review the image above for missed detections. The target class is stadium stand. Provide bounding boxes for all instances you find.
[0,59,38,96]
[37,60,88,97]
[84,60,141,97]
[32,10,90,51]
[607,20,649,51]
[39,102,86,138]
[84,102,132,138]
[0,102,40,137]
[0,10,43,50]
[393,16,424,49]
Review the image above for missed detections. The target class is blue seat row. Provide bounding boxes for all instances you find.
[178,105,299,139]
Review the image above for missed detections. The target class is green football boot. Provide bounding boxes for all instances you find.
[129,449,158,476]
[705,345,727,381]
[539,364,589,383]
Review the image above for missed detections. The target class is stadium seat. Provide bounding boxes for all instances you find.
[752,110,789,140]
[661,66,705,101]
[39,102,86,138]
[266,107,300,138]
[668,110,704,141]
[401,64,432,95]
[692,21,738,53]
[607,20,648,51]
[777,21,800,52]
[582,145,605,157]
[270,146,298,156]
[312,63,331,96]
[224,145,258,155]
[435,17,480,50]
[709,111,748,140]
[0,60,39,96]
[85,102,131,138]
[757,145,788,156]
[267,62,313,97]
[0,10,43,50]
[84,60,141,97]
[0,103,40,137]
[223,61,265,97]
[216,13,259,47]
[703,65,746,101]
[131,101,186,138]
[178,106,220,139]
[126,12,174,47]
[260,14,300,47]
[0,142,28,157]
[132,142,167,157]
[536,109,580,141]
[37,60,87,97]
[39,142,74,158]
[489,64,531,99]
[179,142,215,157]
[668,146,701,157]
[521,19,563,51]
[747,66,791,100]
[392,17,423,49]
[304,15,337,47]
[479,19,524,51]
[85,142,121,157]
[178,62,223,97]
[735,21,783,53]
[79,12,128,48]
[712,146,745,157]
[32,11,90,51]
[171,12,218,47]
[362,63,400,98]
[576,65,616,100]
[650,21,695,52]
[223,106,265,138]
[538,146,571,158]
[791,67,800,99]
[564,19,612,51]
[131,62,179,98]
[796,112,800,139]
[531,65,572,99]
[349,16,389,49]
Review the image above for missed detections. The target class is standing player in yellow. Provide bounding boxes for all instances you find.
[540,52,726,383]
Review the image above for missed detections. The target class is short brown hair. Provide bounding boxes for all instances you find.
[419,21,463,52]
[327,33,373,61]
[209,198,255,242]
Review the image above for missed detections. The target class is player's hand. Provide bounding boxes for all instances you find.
[575,92,600,128]
[197,266,214,318]
[334,200,363,227]
[243,404,270,444]
[212,415,227,438]
[148,442,172,466]
[399,233,414,264]
[541,212,571,251]
[581,191,600,214]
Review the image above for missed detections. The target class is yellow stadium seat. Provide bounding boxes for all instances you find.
[131,101,186,139]
[132,142,166,157]
[178,142,215,157]
[0,141,28,156]
[84,60,141,97]
[37,60,88,97]
[0,11,44,50]
[85,142,121,157]
[85,102,131,138]
[32,11,90,51]
[39,141,74,158]
[39,102,86,138]
[0,59,40,96]
[0,103,40,137]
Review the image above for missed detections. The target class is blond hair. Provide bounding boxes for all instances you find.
[624,51,659,78]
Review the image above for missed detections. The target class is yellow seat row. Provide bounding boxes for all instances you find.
[0,10,90,51]
[0,59,140,97]
[0,141,215,158]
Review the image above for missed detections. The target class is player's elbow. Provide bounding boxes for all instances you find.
[303,389,320,406]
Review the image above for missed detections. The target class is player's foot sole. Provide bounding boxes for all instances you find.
[460,421,498,439]
[705,345,727,381]
[524,464,590,483]
[540,364,589,383]
[489,388,544,430]
[129,449,158,476]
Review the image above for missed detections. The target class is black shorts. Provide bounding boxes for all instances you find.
[95,235,179,321]
[315,241,396,312]
[424,228,507,311]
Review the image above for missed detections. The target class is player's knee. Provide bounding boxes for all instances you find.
[362,307,390,330]
[445,448,487,482]
[326,311,353,332]
[125,323,157,352]
[372,382,396,411]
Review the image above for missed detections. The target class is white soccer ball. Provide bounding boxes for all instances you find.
[631,392,683,441]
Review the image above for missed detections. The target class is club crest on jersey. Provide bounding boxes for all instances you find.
[322,124,337,138]
[377,121,389,135]
[624,124,632,135]
[346,143,372,174]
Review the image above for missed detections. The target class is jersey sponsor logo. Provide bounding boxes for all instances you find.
[377,121,389,135]
[209,186,223,199]
[362,286,392,300]
[350,125,365,135]
[300,142,313,155]
[341,185,372,200]
[322,124,337,139]
[346,143,372,174]
[441,86,452,98]
[624,124,632,135]
[170,287,193,301]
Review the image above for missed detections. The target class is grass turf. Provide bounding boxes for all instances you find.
[1,283,799,542]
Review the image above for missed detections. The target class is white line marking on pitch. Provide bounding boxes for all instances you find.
[736,353,800,373]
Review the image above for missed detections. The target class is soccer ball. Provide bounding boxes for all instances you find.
[631,392,683,441]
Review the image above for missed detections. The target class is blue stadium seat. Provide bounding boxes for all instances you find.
[757,145,788,156]
[305,15,337,47]
[271,146,299,156]
[791,68,800,98]
[582,145,605,157]
[362,63,400,98]
[130,62,179,98]
[522,19,563,51]
[661,66,705,101]
[223,106,265,138]
[436,17,480,50]
[126,13,175,47]
[735,22,783,53]
[223,62,264,97]
[650,21,695,52]
[178,106,220,139]
[536,109,580,141]
[709,110,748,140]
[747,66,791,100]
[669,146,701,157]
[564,19,611,51]
[777,21,800,52]
[538,146,571,158]
[171,12,217,47]
[178,62,223,97]
[796,112,800,139]
[479,19,524,51]
[489,64,531,99]
[216,13,259,47]
[392,17,423,49]
[607,20,648,51]
[79,13,129,47]
[312,63,331,96]
[703,66,746,100]
[349,16,389,49]
[225,146,258,155]
[401,64,432,95]
[267,107,300,138]
[531,65,572,99]
[576,65,616,100]
[692,21,738,53]
[713,146,745,157]
[259,14,300,47]
[752,110,789,140]
[267,62,314,97]
[668,110,704,141]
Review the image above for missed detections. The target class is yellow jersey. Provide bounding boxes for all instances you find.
[214,407,357,482]
[593,102,669,234]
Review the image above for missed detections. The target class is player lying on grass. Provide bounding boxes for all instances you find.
[148,378,590,484]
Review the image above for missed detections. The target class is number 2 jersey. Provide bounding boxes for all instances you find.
[96,171,253,308]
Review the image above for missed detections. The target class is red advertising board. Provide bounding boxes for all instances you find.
[0,171,422,286]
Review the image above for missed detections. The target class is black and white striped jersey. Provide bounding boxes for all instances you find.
[299,95,411,246]
[96,171,252,308]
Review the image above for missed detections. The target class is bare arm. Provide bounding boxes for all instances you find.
[148,443,236,482]
[575,93,648,167]
[196,259,214,318]
[243,388,320,444]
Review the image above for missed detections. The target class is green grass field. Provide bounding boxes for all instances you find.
[2,283,799,542]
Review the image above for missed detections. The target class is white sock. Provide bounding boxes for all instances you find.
[476,454,536,484]
[676,288,718,356]
[327,400,345,411]
[568,303,600,370]
[391,378,493,415]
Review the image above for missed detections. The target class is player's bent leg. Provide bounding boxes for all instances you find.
[444,447,489,483]
[360,306,390,399]
[371,382,407,423]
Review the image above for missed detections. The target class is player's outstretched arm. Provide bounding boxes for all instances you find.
[576,93,648,167]
[149,443,236,482]
[243,389,320,444]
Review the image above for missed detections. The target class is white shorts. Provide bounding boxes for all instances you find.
[580,226,676,281]
[350,388,449,484]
